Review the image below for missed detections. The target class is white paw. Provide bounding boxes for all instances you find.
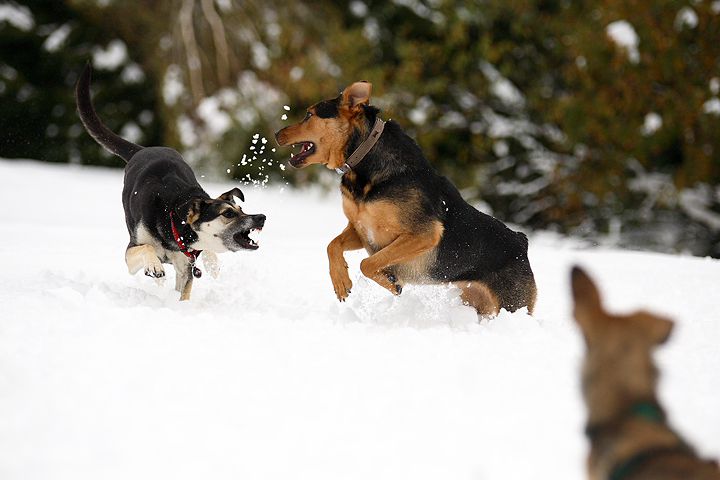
[144,260,165,279]
[202,251,220,279]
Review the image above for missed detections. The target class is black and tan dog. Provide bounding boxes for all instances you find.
[76,64,265,300]
[275,82,536,315]
[571,267,720,480]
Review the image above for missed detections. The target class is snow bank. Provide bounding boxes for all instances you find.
[0,160,718,480]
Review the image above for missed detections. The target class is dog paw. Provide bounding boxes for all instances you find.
[201,251,220,279]
[330,268,353,302]
[383,270,402,295]
[144,263,165,278]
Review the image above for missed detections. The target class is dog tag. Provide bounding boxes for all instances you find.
[192,266,202,278]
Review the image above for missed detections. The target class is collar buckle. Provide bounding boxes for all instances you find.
[336,163,351,175]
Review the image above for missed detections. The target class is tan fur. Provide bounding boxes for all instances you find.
[453,281,500,317]
[338,184,444,294]
[275,83,371,170]
[571,267,720,480]
[179,278,193,301]
[327,223,364,301]
[275,111,352,170]
[186,208,200,225]
[359,222,443,295]
[125,244,164,277]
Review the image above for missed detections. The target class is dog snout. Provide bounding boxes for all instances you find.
[254,214,266,228]
[274,128,287,146]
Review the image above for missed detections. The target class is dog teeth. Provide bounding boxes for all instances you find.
[247,228,261,245]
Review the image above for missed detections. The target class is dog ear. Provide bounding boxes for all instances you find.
[217,188,245,204]
[634,312,674,346]
[186,198,208,224]
[342,81,372,110]
[571,266,605,337]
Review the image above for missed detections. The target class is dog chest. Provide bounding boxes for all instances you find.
[342,195,408,249]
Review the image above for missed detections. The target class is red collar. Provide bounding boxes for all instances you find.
[170,211,202,278]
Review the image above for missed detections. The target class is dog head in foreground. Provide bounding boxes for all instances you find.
[570,267,719,480]
[274,81,375,170]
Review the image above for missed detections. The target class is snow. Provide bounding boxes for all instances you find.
[0,3,34,32]
[641,111,663,136]
[43,24,72,53]
[92,40,129,71]
[606,20,640,64]
[675,6,699,30]
[711,77,720,95]
[121,63,145,84]
[349,0,369,17]
[479,61,526,110]
[1,159,719,480]
[197,95,233,138]
[703,97,720,115]
[408,96,433,125]
[162,65,185,106]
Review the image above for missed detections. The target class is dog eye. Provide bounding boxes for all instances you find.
[222,210,237,218]
[303,112,313,122]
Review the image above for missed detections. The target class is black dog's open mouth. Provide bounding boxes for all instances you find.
[290,142,315,167]
[233,228,261,250]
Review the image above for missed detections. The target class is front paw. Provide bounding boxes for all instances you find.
[201,251,220,279]
[144,262,165,278]
[384,271,402,295]
[330,265,353,301]
[360,260,402,296]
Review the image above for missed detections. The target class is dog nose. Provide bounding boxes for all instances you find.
[255,214,266,227]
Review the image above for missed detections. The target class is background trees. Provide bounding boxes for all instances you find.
[1,0,718,256]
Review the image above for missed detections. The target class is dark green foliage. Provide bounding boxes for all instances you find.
[0,1,161,166]
[1,0,718,256]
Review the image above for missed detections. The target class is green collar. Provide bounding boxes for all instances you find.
[606,402,690,480]
[585,401,665,440]
[629,401,665,423]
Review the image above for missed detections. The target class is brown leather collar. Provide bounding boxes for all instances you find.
[336,117,385,174]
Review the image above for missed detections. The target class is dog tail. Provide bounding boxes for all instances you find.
[75,62,143,163]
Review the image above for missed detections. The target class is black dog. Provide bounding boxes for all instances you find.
[76,64,266,300]
[275,81,536,315]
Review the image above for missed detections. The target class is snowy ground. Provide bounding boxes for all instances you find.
[1,159,718,480]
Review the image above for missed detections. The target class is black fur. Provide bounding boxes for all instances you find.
[75,63,265,298]
[341,102,536,312]
[314,98,341,118]
[75,63,143,162]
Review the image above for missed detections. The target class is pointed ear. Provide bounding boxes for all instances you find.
[635,312,674,346]
[217,188,245,203]
[342,81,372,110]
[653,317,674,345]
[186,198,205,224]
[571,266,605,336]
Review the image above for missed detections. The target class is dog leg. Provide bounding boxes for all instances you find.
[360,223,442,295]
[453,281,501,317]
[175,266,193,301]
[327,223,364,301]
[179,275,194,301]
[171,256,194,301]
[126,244,165,278]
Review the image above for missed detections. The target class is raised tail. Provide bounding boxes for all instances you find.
[75,63,143,162]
